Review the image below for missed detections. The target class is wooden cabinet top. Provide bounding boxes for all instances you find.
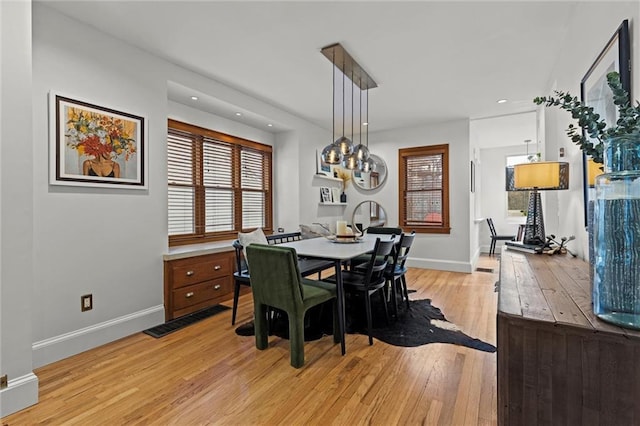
[164,240,234,261]
[498,248,640,338]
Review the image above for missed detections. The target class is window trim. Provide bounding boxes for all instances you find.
[398,144,451,234]
[168,119,273,247]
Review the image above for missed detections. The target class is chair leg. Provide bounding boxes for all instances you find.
[232,281,241,325]
[389,278,398,317]
[364,292,374,346]
[380,289,390,326]
[289,311,305,368]
[254,302,269,350]
[401,275,410,309]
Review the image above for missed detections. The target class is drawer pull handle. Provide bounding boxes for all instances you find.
[214,285,221,290]
[185,292,194,298]
[214,265,222,271]
[186,270,195,277]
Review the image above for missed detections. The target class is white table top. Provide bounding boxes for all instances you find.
[279,234,397,261]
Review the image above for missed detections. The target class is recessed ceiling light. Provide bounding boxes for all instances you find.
[267,123,273,127]
[362,122,369,126]
[191,96,198,101]
[235,112,242,116]
[497,99,508,104]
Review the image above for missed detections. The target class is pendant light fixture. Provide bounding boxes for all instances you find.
[342,69,360,170]
[320,43,377,170]
[353,82,370,165]
[335,63,354,157]
[321,49,344,165]
[359,89,375,173]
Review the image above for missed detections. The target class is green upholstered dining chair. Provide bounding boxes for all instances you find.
[245,244,339,368]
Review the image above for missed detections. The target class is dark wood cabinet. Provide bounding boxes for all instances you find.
[498,249,640,426]
[164,250,234,320]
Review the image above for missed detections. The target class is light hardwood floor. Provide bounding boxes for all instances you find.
[3,256,500,425]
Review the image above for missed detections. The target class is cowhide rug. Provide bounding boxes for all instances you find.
[235,297,496,353]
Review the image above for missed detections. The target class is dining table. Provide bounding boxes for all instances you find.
[279,233,398,355]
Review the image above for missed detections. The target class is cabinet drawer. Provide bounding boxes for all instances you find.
[172,277,232,311]
[171,254,232,289]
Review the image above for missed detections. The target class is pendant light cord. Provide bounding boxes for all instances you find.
[366,88,369,148]
[351,70,354,144]
[332,51,335,143]
[342,61,345,139]
[359,83,362,146]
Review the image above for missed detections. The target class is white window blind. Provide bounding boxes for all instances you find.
[168,132,195,235]
[405,154,443,226]
[167,120,272,245]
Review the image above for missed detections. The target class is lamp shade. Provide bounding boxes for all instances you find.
[587,158,604,187]
[513,161,569,190]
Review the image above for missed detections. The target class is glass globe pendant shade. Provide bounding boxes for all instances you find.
[321,143,343,165]
[342,153,360,170]
[359,159,371,173]
[334,136,354,156]
[359,157,376,173]
[353,143,370,162]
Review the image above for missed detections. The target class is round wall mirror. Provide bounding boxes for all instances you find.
[352,154,387,190]
[351,200,387,233]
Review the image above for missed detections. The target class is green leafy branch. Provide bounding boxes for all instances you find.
[533,72,640,164]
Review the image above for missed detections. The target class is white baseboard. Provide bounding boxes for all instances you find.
[32,305,165,368]
[471,247,481,270]
[406,257,473,274]
[0,372,38,418]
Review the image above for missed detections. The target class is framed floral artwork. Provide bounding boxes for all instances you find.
[50,92,146,188]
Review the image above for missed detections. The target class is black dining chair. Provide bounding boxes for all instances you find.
[232,240,252,325]
[487,218,516,256]
[384,231,416,313]
[349,226,402,270]
[323,236,395,345]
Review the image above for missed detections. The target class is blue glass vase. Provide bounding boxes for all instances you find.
[593,133,640,329]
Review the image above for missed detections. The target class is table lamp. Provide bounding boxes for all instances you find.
[513,161,569,245]
[586,157,604,187]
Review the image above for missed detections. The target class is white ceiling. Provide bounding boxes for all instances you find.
[41,1,579,135]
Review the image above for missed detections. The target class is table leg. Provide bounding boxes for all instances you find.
[334,260,346,355]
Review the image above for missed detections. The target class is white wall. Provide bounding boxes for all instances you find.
[0,0,39,417]
[31,5,169,364]
[25,2,334,376]
[479,145,532,252]
[168,101,275,148]
[541,4,639,261]
[26,4,333,375]
[366,119,473,272]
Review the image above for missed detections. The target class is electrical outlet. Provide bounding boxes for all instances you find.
[0,375,7,389]
[81,294,93,312]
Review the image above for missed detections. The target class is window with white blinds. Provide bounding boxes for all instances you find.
[399,144,450,234]
[168,119,272,246]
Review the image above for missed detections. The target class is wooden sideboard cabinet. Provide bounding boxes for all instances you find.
[497,248,640,426]
[164,250,234,320]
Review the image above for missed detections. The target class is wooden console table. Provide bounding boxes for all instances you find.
[498,248,640,425]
